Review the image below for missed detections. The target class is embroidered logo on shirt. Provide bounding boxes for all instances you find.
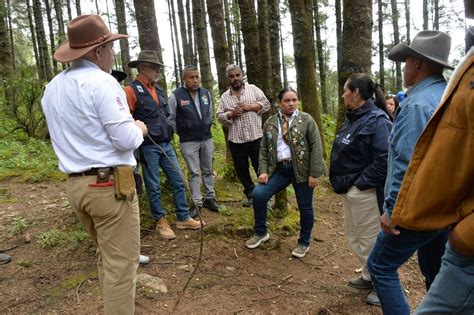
[116,97,126,111]
[201,95,209,105]
[181,100,191,106]
[137,85,144,93]
[341,133,351,145]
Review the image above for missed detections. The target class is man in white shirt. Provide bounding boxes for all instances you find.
[41,15,147,315]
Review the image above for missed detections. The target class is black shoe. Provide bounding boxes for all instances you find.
[202,198,220,212]
[189,206,199,218]
[348,276,373,289]
[242,197,253,208]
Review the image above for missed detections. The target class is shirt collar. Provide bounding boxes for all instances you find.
[279,109,299,121]
[405,74,446,98]
[136,74,155,89]
[71,58,102,71]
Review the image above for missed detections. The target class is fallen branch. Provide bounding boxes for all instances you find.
[76,279,86,305]
[320,249,337,260]
[251,294,280,302]
[0,244,19,252]
[233,248,238,259]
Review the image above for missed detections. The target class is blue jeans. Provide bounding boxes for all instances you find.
[414,242,474,314]
[367,227,448,315]
[252,163,314,246]
[140,142,190,221]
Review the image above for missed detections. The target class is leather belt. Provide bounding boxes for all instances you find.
[278,159,292,165]
[69,167,114,177]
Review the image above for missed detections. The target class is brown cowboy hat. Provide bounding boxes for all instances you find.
[128,50,164,68]
[54,15,127,63]
[388,30,453,70]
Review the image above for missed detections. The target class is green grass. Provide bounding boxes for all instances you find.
[37,223,90,250]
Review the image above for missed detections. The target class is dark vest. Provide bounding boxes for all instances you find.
[173,86,212,142]
[131,80,173,144]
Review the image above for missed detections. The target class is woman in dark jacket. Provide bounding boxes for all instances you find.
[330,73,392,305]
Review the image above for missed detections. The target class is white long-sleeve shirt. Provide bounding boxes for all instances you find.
[41,59,144,173]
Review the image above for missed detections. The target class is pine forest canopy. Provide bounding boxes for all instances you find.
[0,0,471,140]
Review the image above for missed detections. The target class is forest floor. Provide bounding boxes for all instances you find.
[0,178,427,314]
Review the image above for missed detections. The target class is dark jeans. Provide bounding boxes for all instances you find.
[252,163,315,246]
[367,227,448,315]
[228,138,261,198]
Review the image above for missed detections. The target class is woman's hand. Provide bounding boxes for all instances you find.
[308,176,318,188]
[258,173,268,184]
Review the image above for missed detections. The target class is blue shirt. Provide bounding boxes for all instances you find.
[384,74,447,216]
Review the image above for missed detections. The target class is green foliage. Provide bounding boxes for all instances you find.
[37,223,90,250]
[322,113,336,163]
[0,138,63,182]
[11,216,29,235]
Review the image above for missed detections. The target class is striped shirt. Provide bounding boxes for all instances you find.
[216,83,270,143]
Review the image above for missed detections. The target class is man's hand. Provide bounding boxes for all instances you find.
[380,212,400,235]
[308,176,318,188]
[240,102,261,113]
[230,105,244,119]
[134,120,148,136]
[258,173,268,184]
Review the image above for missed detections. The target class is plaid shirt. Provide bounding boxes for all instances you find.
[217,84,270,143]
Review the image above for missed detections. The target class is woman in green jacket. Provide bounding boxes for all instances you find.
[245,87,326,258]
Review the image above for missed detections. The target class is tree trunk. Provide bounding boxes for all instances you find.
[289,0,326,158]
[0,0,14,106]
[336,0,372,132]
[192,0,214,94]
[335,0,343,125]
[170,0,183,79]
[404,0,410,44]
[223,0,234,64]
[207,0,230,95]
[391,0,402,91]
[378,0,385,91]
[423,0,428,30]
[44,0,58,74]
[238,0,260,85]
[280,24,287,88]
[313,0,327,114]
[26,0,40,76]
[65,0,72,21]
[186,0,196,65]
[257,0,272,105]
[94,0,99,14]
[233,0,242,69]
[177,0,191,66]
[33,0,53,81]
[268,0,287,216]
[114,0,132,83]
[6,0,15,70]
[133,0,167,92]
[75,0,81,16]
[168,0,180,88]
[433,0,439,30]
[53,0,65,40]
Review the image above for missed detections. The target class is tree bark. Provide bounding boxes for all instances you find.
[133,0,167,91]
[26,0,40,76]
[423,0,428,30]
[192,0,214,94]
[0,0,13,99]
[177,0,191,66]
[169,0,183,79]
[114,0,132,83]
[404,0,410,44]
[433,0,439,30]
[168,0,180,88]
[65,0,72,21]
[257,0,272,105]
[289,0,326,158]
[336,0,372,132]
[233,0,242,69]
[75,0,81,16]
[378,0,385,91]
[238,0,260,85]
[6,0,15,70]
[280,24,287,88]
[207,0,230,95]
[391,0,402,91]
[313,0,327,114]
[53,0,65,40]
[223,0,234,64]
[186,0,196,65]
[335,0,343,124]
[44,0,58,74]
[33,0,53,81]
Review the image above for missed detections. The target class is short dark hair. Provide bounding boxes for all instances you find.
[182,65,199,79]
[346,73,387,114]
[278,87,297,101]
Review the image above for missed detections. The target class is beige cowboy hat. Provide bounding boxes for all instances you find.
[128,50,164,68]
[54,15,127,63]
[388,30,454,70]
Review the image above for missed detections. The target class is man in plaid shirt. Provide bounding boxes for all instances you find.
[217,65,270,206]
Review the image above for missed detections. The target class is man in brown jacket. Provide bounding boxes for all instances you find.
[391,3,474,312]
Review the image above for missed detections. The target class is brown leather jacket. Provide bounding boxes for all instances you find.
[391,51,474,253]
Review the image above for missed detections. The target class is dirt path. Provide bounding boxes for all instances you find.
[0,180,426,314]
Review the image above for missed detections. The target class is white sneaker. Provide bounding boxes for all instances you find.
[139,254,150,265]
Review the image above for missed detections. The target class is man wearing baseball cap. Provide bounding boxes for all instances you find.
[367,30,453,314]
[41,15,147,314]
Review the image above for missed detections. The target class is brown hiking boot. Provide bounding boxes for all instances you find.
[176,218,205,230]
[156,217,176,239]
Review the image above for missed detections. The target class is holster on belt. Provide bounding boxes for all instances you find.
[113,165,136,200]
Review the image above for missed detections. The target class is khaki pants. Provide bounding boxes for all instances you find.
[67,176,140,315]
[340,186,380,281]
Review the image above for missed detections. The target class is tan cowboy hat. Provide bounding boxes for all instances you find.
[388,30,453,70]
[54,15,127,63]
[128,50,164,68]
